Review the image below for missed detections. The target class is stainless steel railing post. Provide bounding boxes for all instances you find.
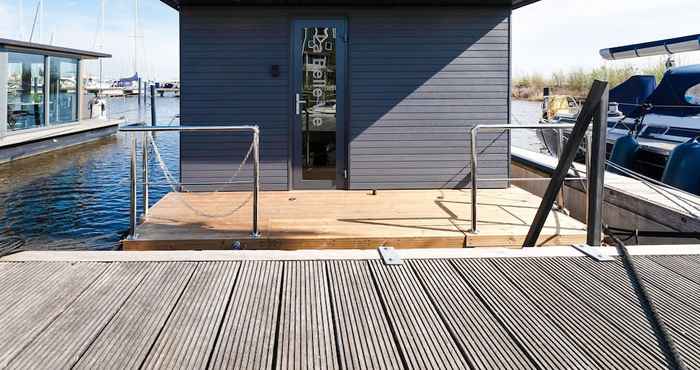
[143,131,149,217]
[129,133,137,239]
[556,128,566,211]
[470,127,479,234]
[252,126,261,238]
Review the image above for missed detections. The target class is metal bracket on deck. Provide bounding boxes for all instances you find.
[378,246,402,265]
[573,244,615,262]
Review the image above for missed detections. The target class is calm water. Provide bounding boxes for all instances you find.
[0,98,545,251]
[0,96,181,250]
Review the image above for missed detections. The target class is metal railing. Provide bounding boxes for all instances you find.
[469,123,591,233]
[119,124,261,239]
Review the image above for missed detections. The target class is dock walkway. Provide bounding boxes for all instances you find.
[1,246,700,369]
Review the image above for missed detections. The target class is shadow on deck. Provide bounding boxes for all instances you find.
[124,187,587,250]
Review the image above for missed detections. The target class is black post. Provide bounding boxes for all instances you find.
[150,84,157,126]
[523,80,608,247]
[587,84,609,246]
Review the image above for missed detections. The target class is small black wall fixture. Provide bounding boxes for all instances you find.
[523,80,609,248]
[271,64,280,78]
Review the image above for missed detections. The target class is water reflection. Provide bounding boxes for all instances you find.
[0,96,180,250]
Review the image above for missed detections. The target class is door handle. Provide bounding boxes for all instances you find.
[296,94,307,115]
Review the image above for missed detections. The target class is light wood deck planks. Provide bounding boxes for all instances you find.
[125,188,588,250]
[1,252,700,369]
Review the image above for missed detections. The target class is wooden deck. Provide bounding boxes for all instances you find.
[1,247,700,369]
[125,187,588,250]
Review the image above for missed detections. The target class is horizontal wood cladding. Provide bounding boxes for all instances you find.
[347,8,510,189]
[179,6,510,191]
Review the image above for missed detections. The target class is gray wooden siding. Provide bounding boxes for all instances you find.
[179,8,290,191]
[347,9,510,189]
[179,7,510,191]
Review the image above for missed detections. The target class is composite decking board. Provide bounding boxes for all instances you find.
[0,262,107,368]
[627,257,700,312]
[74,262,197,369]
[210,261,281,370]
[492,258,668,370]
[0,262,69,313]
[572,257,700,368]
[327,260,403,370]
[369,260,470,370]
[450,259,598,369]
[408,259,536,370]
[648,255,700,284]
[8,262,152,369]
[276,261,339,370]
[142,262,240,369]
[530,258,671,366]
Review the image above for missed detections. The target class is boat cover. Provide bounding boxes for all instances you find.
[114,73,139,88]
[629,65,700,118]
[610,75,656,116]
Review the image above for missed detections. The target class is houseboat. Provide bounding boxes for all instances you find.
[117,0,615,251]
[0,38,122,164]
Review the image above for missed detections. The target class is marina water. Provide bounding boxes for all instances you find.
[0,98,543,250]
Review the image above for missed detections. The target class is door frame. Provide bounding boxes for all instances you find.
[289,18,348,190]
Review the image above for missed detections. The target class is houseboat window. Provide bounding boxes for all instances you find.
[48,57,78,124]
[686,83,700,105]
[300,27,337,181]
[6,52,46,131]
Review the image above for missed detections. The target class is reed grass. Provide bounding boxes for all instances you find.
[513,60,668,100]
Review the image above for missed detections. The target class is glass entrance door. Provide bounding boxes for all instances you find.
[292,20,346,189]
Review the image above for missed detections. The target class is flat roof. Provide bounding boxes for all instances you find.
[161,0,539,10]
[0,38,111,59]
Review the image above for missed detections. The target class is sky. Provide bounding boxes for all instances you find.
[0,0,179,80]
[512,0,700,77]
[0,0,699,81]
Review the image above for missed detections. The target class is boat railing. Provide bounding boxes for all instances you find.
[469,123,592,234]
[119,124,261,240]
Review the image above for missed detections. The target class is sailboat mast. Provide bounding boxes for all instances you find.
[18,0,24,40]
[38,0,43,43]
[133,0,140,77]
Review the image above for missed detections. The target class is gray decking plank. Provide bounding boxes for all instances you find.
[210,261,282,370]
[409,259,536,370]
[0,262,70,313]
[532,258,672,367]
[276,261,339,370]
[0,262,107,368]
[648,255,700,284]
[74,262,197,369]
[493,258,668,370]
[142,261,240,369]
[8,262,152,369]
[369,260,470,370]
[327,260,403,370]
[573,257,700,368]
[451,258,597,370]
[631,257,700,312]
